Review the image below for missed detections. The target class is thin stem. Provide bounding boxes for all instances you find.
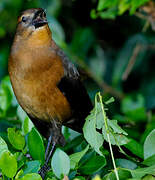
[122,44,142,81]
[142,20,150,32]
[98,92,119,180]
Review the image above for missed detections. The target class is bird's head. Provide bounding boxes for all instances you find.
[14,8,52,47]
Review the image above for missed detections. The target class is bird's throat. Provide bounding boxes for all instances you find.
[27,25,52,47]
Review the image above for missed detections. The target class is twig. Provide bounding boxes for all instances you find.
[142,20,150,32]
[98,93,119,180]
[122,44,142,81]
[122,9,153,82]
[135,12,148,20]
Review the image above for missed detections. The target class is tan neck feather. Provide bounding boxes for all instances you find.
[26,25,52,47]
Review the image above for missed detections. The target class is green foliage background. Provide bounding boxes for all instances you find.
[0,0,155,179]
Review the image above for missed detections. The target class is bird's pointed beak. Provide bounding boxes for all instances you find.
[32,9,48,29]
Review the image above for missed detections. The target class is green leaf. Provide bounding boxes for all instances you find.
[102,126,129,145]
[125,138,143,158]
[105,97,115,104]
[83,94,104,155]
[22,161,41,177]
[142,154,155,166]
[0,27,6,38]
[22,117,34,135]
[95,102,104,129]
[121,94,147,122]
[14,152,26,171]
[74,176,86,180]
[90,9,98,19]
[63,135,84,151]
[17,105,28,122]
[99,7,118,19]
[8,128,25,150]
[116,159,137,170]
[19,173,42,180]
[109,120,128,135]
[118,0,131,15]
[17,106,34,135]
[0,77,12,115]
[83,111,104,155]
[97,0,118,11]
[70,145,89,169]
[0,136,8,157]
[144,129,155,159]
[79,154,106,175]
[51,148,70,178]
[131,164,155,178]
[28,128,45,164]
[102,119,129,145]
[0,151,17,178]
[142,175,155,180]
[130,0,150,14]
[103,168,131,180]
[15,169,24,180]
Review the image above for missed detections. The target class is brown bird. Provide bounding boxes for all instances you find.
[9,8,92,178]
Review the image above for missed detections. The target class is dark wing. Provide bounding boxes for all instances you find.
[51,40,79,79]
[58,77,93,133]
[52,42,93,133]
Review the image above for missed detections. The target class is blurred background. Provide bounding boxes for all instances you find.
[0,0,155,151]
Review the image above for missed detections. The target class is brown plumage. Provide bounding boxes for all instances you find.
[9,8,92,178]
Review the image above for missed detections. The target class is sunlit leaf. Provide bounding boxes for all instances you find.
[0,151,17,178]
[0,136,8,157]
[70,145,89,169]
[28,128,45,164]
[8,128,25,150]
[105,97,115,105]
[130,0,150,14]
[83,109,104,156]
[97,0,118,11]
[19,173,42,180]
[51,148,70,178]
[131,164,155,178]
[142,154,155,166]
[144,129,155,159]
[116,158,137,170]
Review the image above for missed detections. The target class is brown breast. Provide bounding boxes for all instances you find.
[9,28,72,123]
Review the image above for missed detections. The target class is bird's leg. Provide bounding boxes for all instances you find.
[45,141,56,165]
[38,135,57,179]
[38,122,63,179]
[45,134,53,160]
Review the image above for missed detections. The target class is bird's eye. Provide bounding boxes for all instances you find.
[41,11,46,18]
[22,16,27,23]
[43,11,46,17]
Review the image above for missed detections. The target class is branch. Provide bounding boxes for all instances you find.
[122,44,142,81]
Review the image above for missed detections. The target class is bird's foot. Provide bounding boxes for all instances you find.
[38,164,50,179]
